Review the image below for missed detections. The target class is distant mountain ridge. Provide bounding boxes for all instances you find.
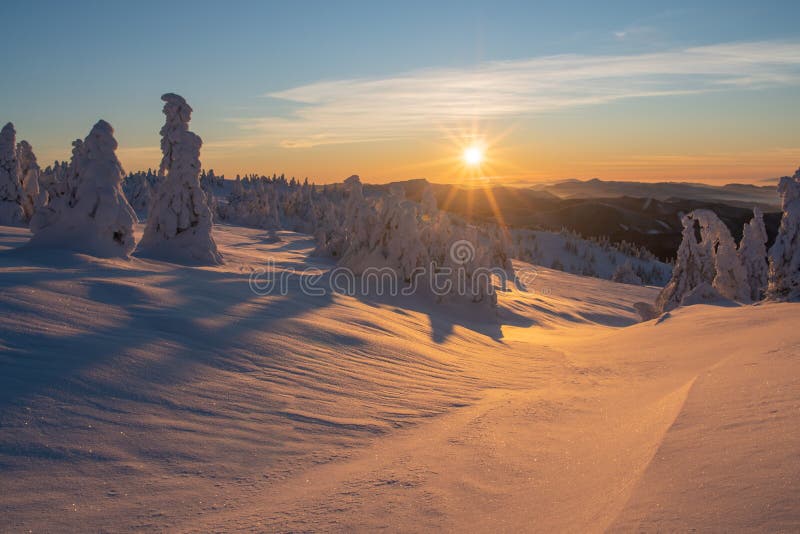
[531,178,780,209]
[378,178,782,261]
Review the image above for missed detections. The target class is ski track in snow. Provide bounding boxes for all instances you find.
[0,224,798,532]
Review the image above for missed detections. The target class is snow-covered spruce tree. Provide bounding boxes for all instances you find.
[269,184,282,229]
[0,122,25,225]
[29,120,137,257]
[739,207,768,301]
[198,169,221,220]
[138,94,222,264]
[338,175,379,269]
[656,213,713,313]
[441,223,498,308]
[693,209,749,303]
[63,139,84,195]
[17,140,47,221]
[311,194,347,257]
[379,186,426,282]
[656,209,749,313]
[767,168,800,301]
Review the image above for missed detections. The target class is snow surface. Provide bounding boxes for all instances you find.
[0,222,798,531]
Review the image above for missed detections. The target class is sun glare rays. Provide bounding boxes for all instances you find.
[463,145,484,166]
[371,118,522,232]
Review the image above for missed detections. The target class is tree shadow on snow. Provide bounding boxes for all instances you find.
[346,286,534,344]
[0,245,336,411]
[0,232,530,414]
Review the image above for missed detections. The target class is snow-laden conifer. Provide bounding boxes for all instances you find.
[738,207,768,301]
[138,94,222,264]
[0,122,24,225]
[29,120,137,257]
[767,168,800,301]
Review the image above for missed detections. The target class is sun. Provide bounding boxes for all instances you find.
[462,145,484,167]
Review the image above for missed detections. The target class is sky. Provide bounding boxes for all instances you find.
[2,0,800,184]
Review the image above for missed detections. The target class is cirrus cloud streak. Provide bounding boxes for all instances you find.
[235,41,800,148]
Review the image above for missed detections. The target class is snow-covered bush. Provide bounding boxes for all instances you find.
[220,177,283,230]
[39,160,70,200]
[0,122,25,225]
[199,169,223,217]
[421,185,437,217]
[739,207,768,301]
[214,173,350,252]
[200,168,224,190]
[338,175,381,270]
[311,192,347,257]
[122,169,161,218]
[511,227,670,285]
[612,261,643,285]
[656,209,749,313]
[17,140,47,221]
[303,177,508,309]
[220,173,505,304]
[767,168,800,301]
[486,224,514,274]
[371,185,423,281]
[138,94,222,265]
[29,120,137,257]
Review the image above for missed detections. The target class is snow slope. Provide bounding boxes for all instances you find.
[0,223,798,531]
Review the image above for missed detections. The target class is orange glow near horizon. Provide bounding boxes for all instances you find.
[106,125,800,187]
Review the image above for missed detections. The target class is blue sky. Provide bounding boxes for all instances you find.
[2,1,800,182]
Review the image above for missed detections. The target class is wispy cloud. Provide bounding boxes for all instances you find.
[235,41,800,148]
[612,25,661,41]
